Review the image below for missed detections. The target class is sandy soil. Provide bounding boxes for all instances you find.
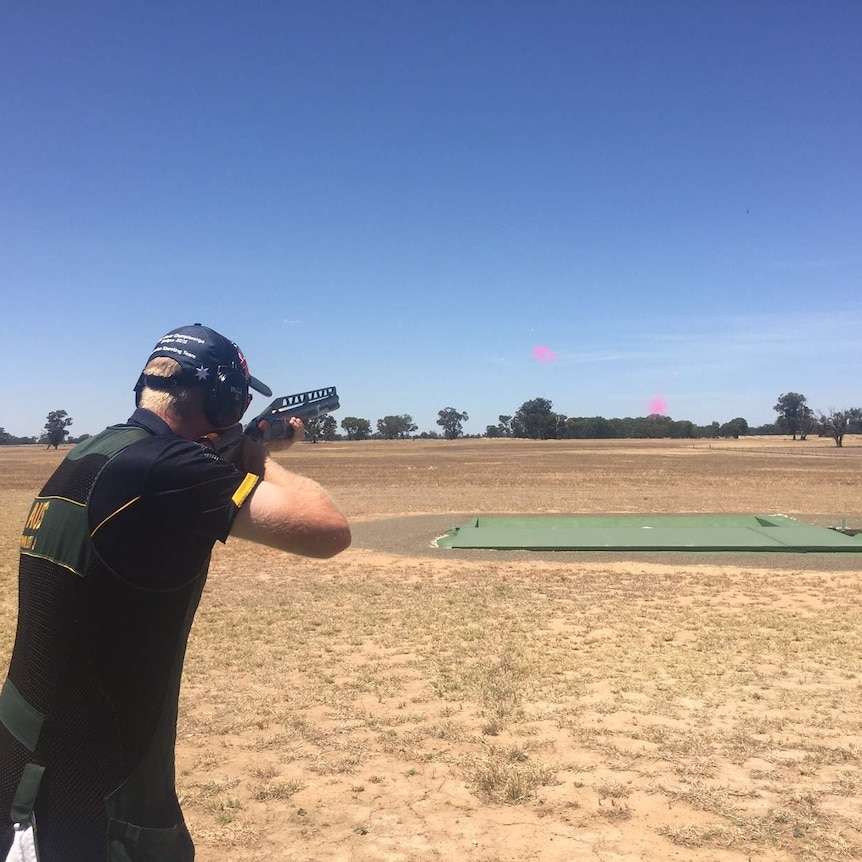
[1,437,860,861]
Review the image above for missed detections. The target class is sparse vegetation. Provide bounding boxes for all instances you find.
[1,438,861,860]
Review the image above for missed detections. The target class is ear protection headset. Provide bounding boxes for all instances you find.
[134,365,250,429]
[204,365,250,428]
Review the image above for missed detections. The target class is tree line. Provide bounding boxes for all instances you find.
[330,392,861,447]
[3,394,860,448]
[0,410,85,448]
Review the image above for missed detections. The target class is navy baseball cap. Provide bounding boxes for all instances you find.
[140,324,272,397]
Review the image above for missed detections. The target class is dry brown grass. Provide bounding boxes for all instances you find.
[1,436,861,861]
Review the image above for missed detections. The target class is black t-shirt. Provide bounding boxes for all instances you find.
[88,409,259,589]
[0,409,261,862]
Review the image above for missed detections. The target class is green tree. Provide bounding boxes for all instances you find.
[513,398,556,439]
[340,416,372,441]
[320,415,338,441]
[719,417,749,439]
[436,407,469,440]
[669,420,695,439]
[0,428,36,445]
[497,415,513,437]
[44,409,73,449]
[376,415,417,440]
[818,408,860,448]
[643,414,673,438]
[773,393,813,440]
[583,417,616,438]
[305,416,323,443]
[563,416,616,439]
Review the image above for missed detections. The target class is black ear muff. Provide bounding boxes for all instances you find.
[205,366,249,428]
[134,374,146,407]
[135,373,179,407]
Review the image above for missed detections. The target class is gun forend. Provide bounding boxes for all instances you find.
[209,387,340,453]
[247,387,340,442]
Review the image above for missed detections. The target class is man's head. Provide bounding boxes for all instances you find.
[135,324,272,429]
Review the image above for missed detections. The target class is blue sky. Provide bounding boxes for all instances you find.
[1,1,859,438]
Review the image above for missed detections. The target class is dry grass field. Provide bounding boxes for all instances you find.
[1,436,861,861]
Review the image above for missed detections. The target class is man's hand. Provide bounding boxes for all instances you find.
[206,417,307,475]
[254,415,306,450]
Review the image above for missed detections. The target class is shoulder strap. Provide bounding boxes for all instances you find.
[9,763,45,825]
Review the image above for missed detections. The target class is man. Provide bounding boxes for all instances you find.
[0,324,350,861]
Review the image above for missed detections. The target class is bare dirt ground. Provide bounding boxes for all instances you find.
[1,437,861,861]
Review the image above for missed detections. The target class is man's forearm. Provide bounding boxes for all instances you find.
[260,454,337,503]
[228,451,351,558]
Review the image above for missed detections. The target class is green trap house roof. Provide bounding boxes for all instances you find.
[436,515,862,553]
